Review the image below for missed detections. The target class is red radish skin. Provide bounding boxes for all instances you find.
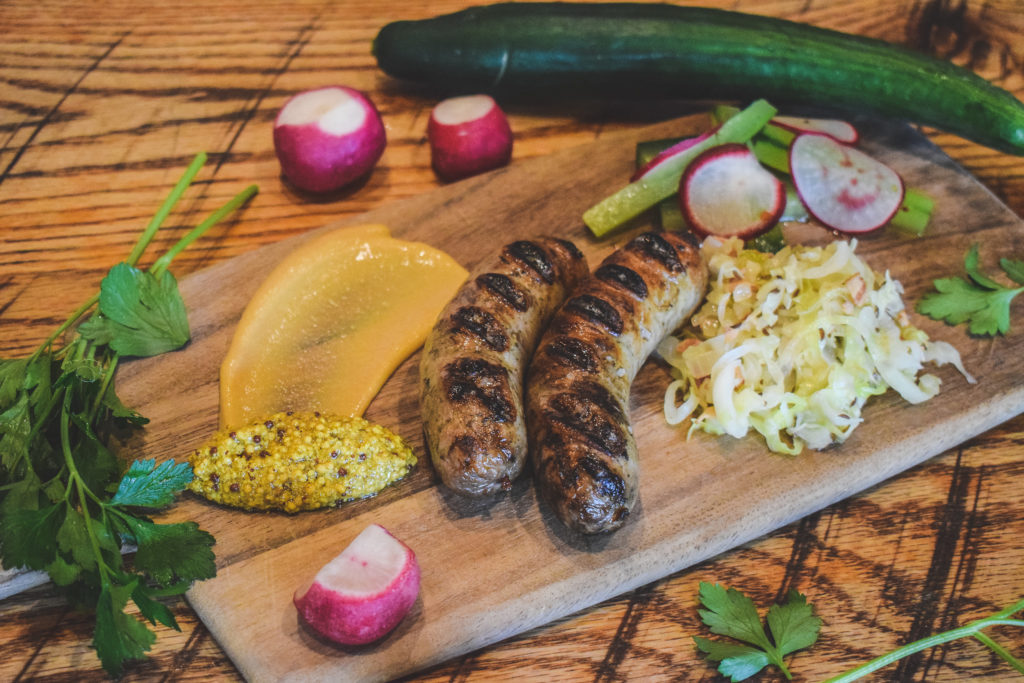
[293,524,420,646]
[273,86,386,194]
[680,143,785,239]
[428,94,513,182]
[631,130,714,181]
[789,133,905,234]
[772,115,859,144]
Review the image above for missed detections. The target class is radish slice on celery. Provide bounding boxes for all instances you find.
[680,143,785,239]
[772,115,859,144]
[790,133,904,234]
[583,99,777,237]
[631,130,714,181]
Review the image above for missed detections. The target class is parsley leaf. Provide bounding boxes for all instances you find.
[94,578,158,676]
[111,458,195,508]
[0,503,64,570]
[917,244,1024,336]
[79,264,190,358]
[1001,257,1024,285]
[119,517,216,586]
[694,582,821,681]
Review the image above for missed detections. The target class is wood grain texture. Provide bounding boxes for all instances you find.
[1,1,1023,681]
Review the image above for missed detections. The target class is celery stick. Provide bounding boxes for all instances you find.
[902,187,935,214]
[752,138,790,173]
[781,181,808,222]
[659,198,686,231]
[760,121,796,147]
[584,99,778,237]
[636,137,686,168]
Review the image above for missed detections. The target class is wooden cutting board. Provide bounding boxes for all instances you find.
[115,112,1024,682]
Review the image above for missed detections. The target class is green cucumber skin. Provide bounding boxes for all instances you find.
[373,2,1024,156]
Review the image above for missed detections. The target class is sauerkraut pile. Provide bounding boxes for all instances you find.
[659,237,974,454]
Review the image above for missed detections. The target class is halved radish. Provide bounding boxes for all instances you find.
[789,133,904,234]
[631,129,714,181]
[680,143,785,239]
[428,94,513,182]
[772,115,859,144]
[273,86,387,194]
[293,524,420,645]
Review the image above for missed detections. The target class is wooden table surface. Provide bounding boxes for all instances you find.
[2,1,1023,681]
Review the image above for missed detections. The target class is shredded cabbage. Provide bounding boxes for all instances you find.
[659,237,974,455]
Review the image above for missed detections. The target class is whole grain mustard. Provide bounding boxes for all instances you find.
[188,411,415,512]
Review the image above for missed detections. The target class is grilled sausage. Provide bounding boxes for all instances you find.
[526,231,707,533]
[420,237,589,496]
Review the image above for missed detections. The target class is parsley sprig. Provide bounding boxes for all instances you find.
[694,582,822,681]
[0,153,257,676]
[917,244,1024,335]
[826,597,1024,681]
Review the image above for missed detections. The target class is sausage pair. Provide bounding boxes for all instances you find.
[419,232,707,533]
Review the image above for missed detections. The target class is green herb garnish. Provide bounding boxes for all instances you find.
[917,243,1024,335]
[693,582,822,681]
[826,597,1024,681]
[0,153,257,676]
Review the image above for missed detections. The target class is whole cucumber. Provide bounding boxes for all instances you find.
[373,3,1024,156]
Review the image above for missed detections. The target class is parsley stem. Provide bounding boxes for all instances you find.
[974,630,1024,674]
[28,293,99,363]
[125,152,207,269]
[88,353,120,424]
[60,393,112,586]
[825,598,1024,682]
[149,183,259,278]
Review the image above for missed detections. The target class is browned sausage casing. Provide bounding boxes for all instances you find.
[419,237,589,496]
[526,231,707,534]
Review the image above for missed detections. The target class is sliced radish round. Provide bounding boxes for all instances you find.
[680,143,785,239]
[631,129,714,182]
[790,133,904,234]
[773,115,859,144]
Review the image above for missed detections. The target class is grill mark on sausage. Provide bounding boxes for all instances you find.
[628,232,684,273]
[546,390,628,460]
[564,294,623,335]
[595,263,648,299]
[506,240,555,283]
[450,306,509,352]
[442,358,515,422]
[579,455,628,506]
[477,272,529,312]
[552,237,585,261]
[543,336,599,373]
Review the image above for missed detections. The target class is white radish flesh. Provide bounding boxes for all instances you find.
[772,115,859,144]
[293,524,420,645]
[680,143,785,239]
[428,94,513,181]
[273,86,386,193]
[790,133,904,234]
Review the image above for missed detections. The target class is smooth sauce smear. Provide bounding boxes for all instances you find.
[220,224,467,428]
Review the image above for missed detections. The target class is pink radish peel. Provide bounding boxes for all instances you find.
[428,94,513,181]
[273,86,386,194]
[294,524,420,645]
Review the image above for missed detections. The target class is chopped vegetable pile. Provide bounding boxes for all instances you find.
[658,237,974,454]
